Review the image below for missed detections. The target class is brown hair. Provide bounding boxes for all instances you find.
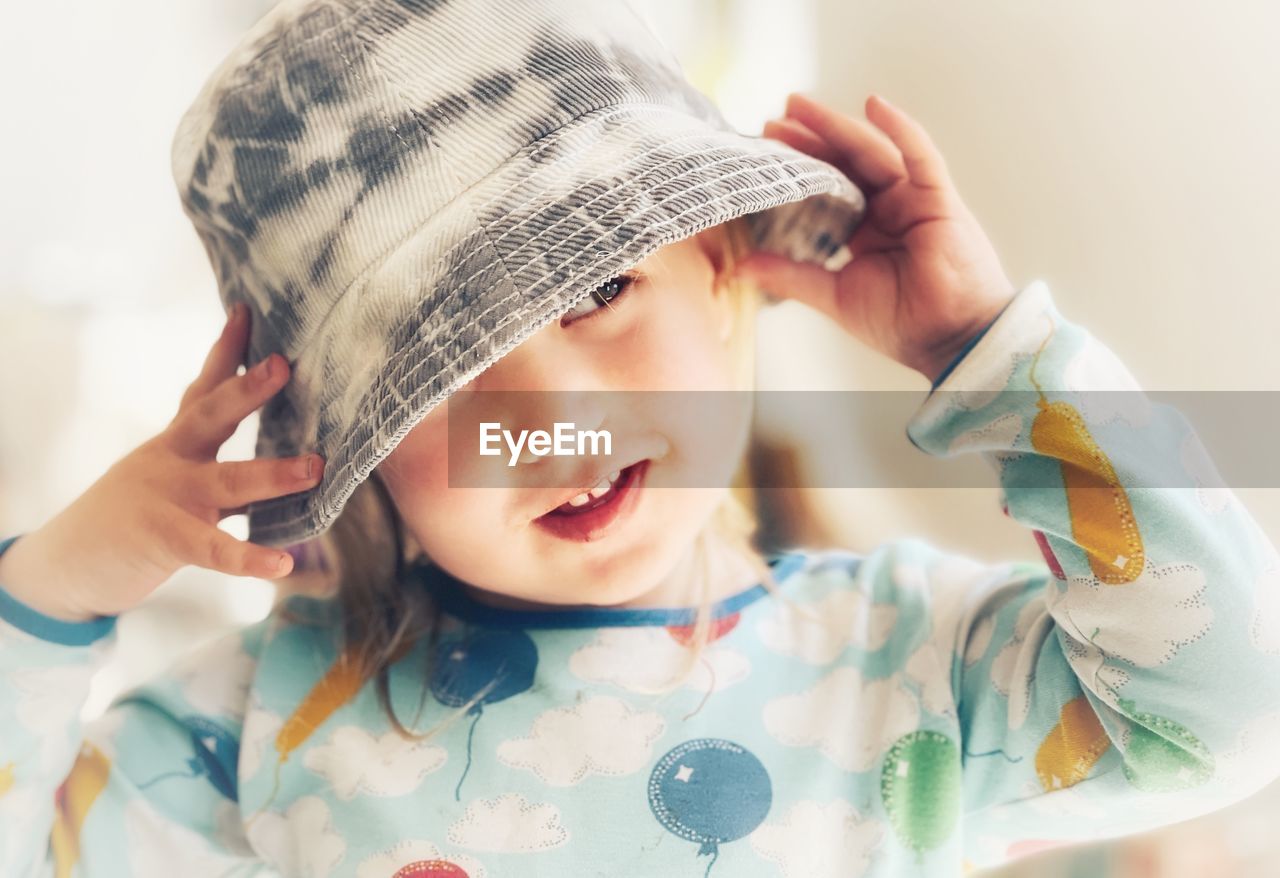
[282,214,822,740]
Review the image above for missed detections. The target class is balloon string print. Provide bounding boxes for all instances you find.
[962,747,1023,764]
[429,629,538,801]
[453,679,499,802]
[247,645,368,831]
[648,738,772,876]
[1027,315,1144,585]
[137,716,239,800]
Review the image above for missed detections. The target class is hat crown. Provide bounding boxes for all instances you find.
[172,0,724,366]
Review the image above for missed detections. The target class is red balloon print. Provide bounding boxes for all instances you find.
[1031,529,1067,580]
[667,611,740,646]
[392,860,469,878]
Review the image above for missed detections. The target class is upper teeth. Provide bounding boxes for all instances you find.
[566,469,623,507]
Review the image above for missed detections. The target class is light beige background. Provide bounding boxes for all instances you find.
[1,1,1277,875]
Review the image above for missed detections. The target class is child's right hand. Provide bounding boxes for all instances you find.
[0,303,325,623]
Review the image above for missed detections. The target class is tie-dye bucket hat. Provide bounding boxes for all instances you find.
[171,0,867,549]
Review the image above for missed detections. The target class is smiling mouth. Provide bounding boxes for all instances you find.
[533,460,649,542]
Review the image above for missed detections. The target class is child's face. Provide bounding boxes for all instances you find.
[377,226,752,607]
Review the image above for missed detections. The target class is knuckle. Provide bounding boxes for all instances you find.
[207,534,234,571]
[215,461,243,499]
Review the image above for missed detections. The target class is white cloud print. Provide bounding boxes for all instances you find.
[167,629,258,719]
[125,798,233,877]
[1047,558,1213,667]
[1179,430,1234,515]
[989,597,1055,730]
[239,698,285,780]
[358,840,487,878]
[448,793,568,853]
[497,694,664,786]
[569,628,750,693]
[757,589,897,665]
[763,667,918,772]
[1248,563,1280,656]
[247,796,346,878]
[1063,333,1154,429]
[750,799,884,878]
[304,725,447,800]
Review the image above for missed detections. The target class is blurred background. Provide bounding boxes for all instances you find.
[1,0,1277,874]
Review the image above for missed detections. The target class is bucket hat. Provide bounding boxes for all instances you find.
[171,0,867,549]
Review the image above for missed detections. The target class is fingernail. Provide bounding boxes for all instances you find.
[226,302,241,322]
[295,455,315,480]
[253,355,276,380]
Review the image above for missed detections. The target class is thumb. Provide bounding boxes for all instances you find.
[733,252,839,323]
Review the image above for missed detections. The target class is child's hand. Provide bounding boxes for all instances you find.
[0,305,324,623]
[736,93,1018,383]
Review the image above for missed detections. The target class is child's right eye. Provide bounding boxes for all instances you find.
[559,272,640,327]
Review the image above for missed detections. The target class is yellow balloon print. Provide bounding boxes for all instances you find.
[247,645,368,830]
[51,742,111,878]
[1035,694,1112,791]
[0,761,14,798]
[1027,319,1144,584]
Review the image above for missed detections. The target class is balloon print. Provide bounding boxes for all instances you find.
[431,629,538,800]
[648,738,772,877]
[137,715,240,801]
[392,861,470,878]
[1118,698,1213,792]
[1035,695,1111,791]
[666,611,741,646]
[51,742,111,878]
[880,731,960,855]
[1027,326,1144,585]
[1031,530,1066,581]
[0,761,13,798]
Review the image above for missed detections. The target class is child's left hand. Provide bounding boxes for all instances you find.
[734,93,1018,384]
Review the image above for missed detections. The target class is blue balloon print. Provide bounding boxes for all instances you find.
[430,628,538,800]
[648,738,772,877]
[138,715,239,801]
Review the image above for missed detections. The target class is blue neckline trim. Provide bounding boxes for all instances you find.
[0,534,118,646]
[410,551,808,629]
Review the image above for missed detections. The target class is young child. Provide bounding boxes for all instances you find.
[2,0,1279,875]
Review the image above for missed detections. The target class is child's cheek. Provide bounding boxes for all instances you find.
[619,282,738,393]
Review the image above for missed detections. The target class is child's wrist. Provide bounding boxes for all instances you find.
[0,530,99,624]
[911,292,1017,385]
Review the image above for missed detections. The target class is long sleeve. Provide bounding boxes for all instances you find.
[0,535,274,877]
[897,280,1280,867]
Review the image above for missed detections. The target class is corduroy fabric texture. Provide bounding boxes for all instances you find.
[170,0,868,548]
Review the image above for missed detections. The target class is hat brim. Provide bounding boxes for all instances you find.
[246,102,867,547]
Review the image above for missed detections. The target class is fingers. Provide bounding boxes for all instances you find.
[164,506,294,579]
[197,454,325,515]
[863,95,953,191]
[168,352,291,460]
[783,92,907,194]
[762,118,849,171]
[181,303,249,411]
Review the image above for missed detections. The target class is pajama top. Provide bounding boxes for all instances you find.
[3,279,1280,877]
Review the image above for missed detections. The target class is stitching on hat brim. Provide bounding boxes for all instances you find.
[249,160,858,543]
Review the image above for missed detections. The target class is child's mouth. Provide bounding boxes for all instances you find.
[534,460,649,542]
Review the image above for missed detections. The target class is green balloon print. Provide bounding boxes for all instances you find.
[1118,699,1214,792]
[880,730,961,853]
